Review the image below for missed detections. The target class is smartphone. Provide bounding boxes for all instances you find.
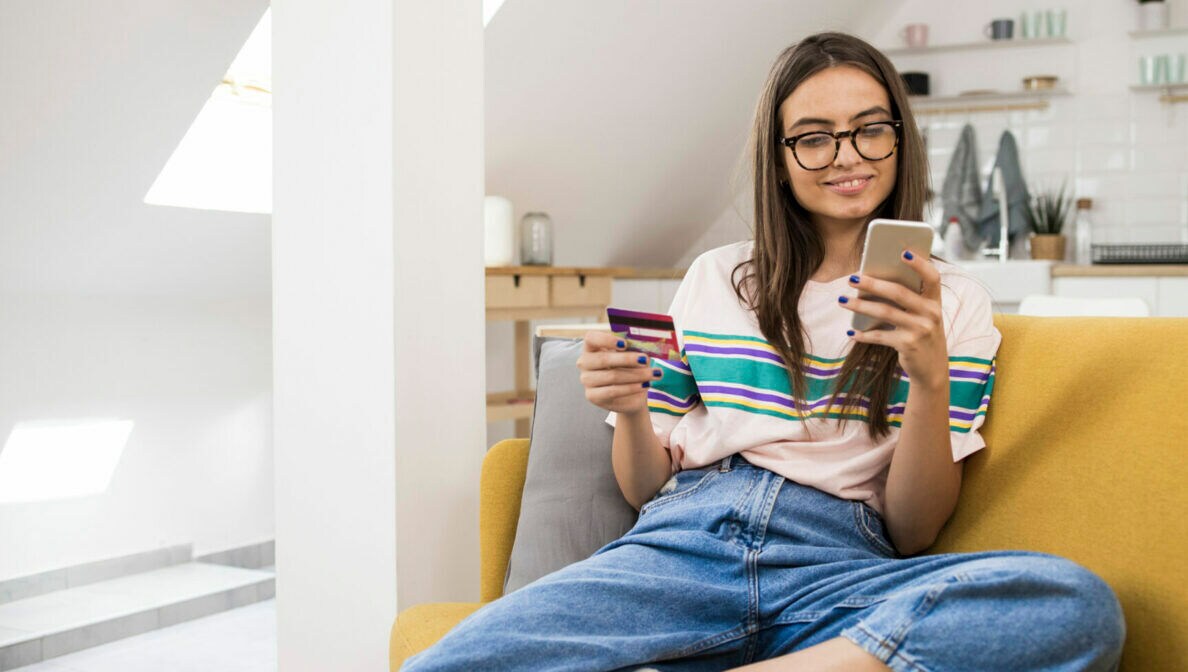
[851,219,935,332]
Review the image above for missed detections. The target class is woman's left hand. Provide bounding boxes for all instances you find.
[838,250,948,390]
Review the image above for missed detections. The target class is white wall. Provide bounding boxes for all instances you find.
[684,0,1188,261]
[484,0,897,269]
[0,0,274,580]
[273,0,484,669]
[0,0,271,298]
[0,294,273,580]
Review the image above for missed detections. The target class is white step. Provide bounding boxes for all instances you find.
[0,563,274,670]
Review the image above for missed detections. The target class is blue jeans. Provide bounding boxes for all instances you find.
[402,454,1124,672]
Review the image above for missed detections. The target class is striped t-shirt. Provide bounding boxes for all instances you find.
[607,240,999,514]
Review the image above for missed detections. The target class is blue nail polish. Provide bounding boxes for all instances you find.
[838,296,849,304]
[616,340,625,348]
[642,381,651,388]
[849,275,860,283]
[637,355,647,364]
[903,250,914,260]
[846,329,856,337]
[652,369,662,377]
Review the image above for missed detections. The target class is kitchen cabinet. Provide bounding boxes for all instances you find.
[1051,265,1188,316]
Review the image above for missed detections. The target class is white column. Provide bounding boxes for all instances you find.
[273,1,484,669]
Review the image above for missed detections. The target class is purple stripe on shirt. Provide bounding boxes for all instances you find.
[684,343,785,364]
[659,358,691,372]
[699,385,875,411]
[647,389,697,408]
[950,369,991,382]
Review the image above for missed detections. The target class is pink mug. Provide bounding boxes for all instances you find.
[900,23,928,48]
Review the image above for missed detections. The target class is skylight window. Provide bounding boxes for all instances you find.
[484,0,508,26]
[144,9,272,215]
[0,420,134,503]
[146,3,503,214]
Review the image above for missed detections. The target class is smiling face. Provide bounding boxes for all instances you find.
[778,65,898,234]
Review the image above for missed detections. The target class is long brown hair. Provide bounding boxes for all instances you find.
[731,32,928,440]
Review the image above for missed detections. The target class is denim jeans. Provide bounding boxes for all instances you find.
[402,454,1125,672]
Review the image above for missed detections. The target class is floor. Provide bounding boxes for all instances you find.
[12,599,276,672]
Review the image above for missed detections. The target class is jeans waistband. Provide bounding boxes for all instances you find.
[718,453,755,472]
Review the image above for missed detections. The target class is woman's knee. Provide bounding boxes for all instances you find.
[974,553,1126,659]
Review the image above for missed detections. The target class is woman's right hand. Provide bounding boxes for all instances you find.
[576,331,663,415]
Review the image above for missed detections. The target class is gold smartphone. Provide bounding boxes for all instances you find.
[851,219,935,332]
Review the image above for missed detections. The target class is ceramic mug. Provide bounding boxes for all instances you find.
[900,23,929,48]
[985,18,1015,40]
[1153,54,1171,84]
[901,72,930,96]
[1139,55,1158,85]
[1046,9,1067,37]
[1020,11,1045,38]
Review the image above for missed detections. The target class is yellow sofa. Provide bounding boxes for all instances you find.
[390,315,1188,671]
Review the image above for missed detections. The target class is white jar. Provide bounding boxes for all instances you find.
[1138,1,1169,31]
[483,196,515,266]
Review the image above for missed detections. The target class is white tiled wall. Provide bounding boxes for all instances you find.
[679,0,1188,263]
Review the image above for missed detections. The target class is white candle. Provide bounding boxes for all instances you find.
[483,196,515,266]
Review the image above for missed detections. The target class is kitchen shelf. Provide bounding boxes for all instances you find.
[909,89,1071,115]
[1128,27,1188,39]
[882,36,1071,57]
[1129,83,1188,103]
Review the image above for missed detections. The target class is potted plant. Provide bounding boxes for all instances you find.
[1026,183,1072,260]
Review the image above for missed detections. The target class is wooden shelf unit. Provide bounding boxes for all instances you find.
[484,265,685,435]
[485,266,616,435]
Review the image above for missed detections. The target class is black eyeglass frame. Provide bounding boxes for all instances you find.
[777,120,904,171]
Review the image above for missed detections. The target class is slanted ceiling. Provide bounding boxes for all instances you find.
[0,0,269,298]
[0,1,901,297]
[485,0,901,268]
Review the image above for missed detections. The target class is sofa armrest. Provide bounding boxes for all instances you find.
[480,438,530,603]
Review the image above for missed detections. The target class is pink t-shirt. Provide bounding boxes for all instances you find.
[607,240,1000,514]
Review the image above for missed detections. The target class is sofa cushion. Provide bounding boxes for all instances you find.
[931,315,1188,672]
[502,338,638,594]
[389,602,483,669]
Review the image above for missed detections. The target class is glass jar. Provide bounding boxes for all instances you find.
[520,212,553,266]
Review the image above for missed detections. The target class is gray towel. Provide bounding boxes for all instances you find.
[940,124,983,250]
[976,130,1032,247]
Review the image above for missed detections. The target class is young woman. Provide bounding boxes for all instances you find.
[404,32,1125,672]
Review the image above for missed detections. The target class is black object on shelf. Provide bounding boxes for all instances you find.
[901,72,930,96]
[1091,243,1188,264]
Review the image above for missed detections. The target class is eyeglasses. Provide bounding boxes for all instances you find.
[777,120,903,171]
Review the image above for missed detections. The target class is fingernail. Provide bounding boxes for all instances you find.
[637,355,647,364]
[903,250,914,260]
[846,329,856,337]
[642,381,651,388]
[837,296,849,304]
[616,340,625,348]
[652,369,662,377]
[849,275,860,284]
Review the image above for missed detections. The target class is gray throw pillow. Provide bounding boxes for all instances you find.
[502,338,639,594]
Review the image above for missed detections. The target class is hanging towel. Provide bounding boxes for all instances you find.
[940,124,983,250]
[976,130,1031,247]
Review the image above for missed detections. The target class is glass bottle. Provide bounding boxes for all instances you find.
[1073,198,1093,265]
[520,212,553,266]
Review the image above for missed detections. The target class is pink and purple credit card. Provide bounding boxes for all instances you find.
[606,307,681,361]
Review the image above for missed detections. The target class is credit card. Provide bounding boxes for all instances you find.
[606,307,681,361]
